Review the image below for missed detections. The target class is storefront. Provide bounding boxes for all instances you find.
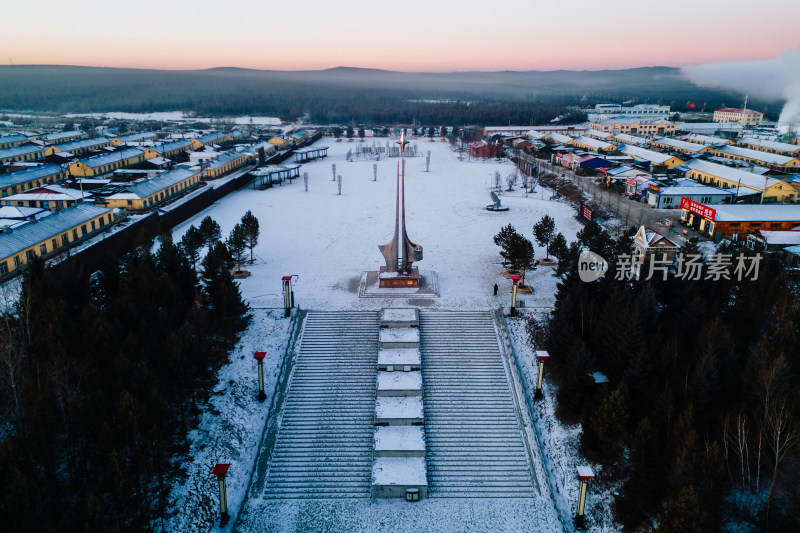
[679,197,716,236]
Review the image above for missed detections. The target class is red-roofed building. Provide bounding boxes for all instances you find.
[469,140,504,158]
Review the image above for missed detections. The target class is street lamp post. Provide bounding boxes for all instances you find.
[211,463,231,526]
[254,351,266,402]
[510,275,521,316]
[535,350,550,399]
[575,465,595,529]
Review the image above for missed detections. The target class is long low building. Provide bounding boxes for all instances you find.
[202,151,251,178]
[1,184,86,211]
[571,135,616,153]
[42,130,88,145]
[0,133,27,149]
[649,137,713,156]
[0,164,69,197]
[110,131,159,146]
[738,138,800,157]
[47,137,111,156]
[0,203,115,277]
[617,145,684,169]
[680,133,732,146]
[611,133,649,146]
[102,168,201,211]
[144,140,193,159]
[646,184,735,209]
[68,148,147,177]
[0,144,46,164]
[682,159,797,202]
[711,145,800,171]
[680,200,800,239]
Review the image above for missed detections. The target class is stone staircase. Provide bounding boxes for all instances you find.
[419,310,536,498]
[261,311,379,499]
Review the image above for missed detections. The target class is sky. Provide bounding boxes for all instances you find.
[2,0,799,72]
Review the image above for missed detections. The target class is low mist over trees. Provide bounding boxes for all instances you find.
[0,65,778,123]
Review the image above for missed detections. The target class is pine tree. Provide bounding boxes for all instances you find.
[654,485,705,533]
[494,224,520,267]
[180,225,204,273]
[533,215,556,259]
[226,224,247,272]
[240,210,260,264]
[198,216,221,250]
[549,233,568,264]
[506,234,536,286]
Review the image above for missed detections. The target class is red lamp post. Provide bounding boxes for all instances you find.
[575,465,595,529]
[535,350,550,399]
[211,463,231,526]
[509,275,521,316]
[281,275,296,317]
[254,351,266,402]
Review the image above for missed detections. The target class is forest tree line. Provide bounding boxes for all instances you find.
[0,216,251,532]
[0,65,779,124]
[531,221,800,531]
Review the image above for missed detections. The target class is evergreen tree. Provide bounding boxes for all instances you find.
[506,233,536,286]
[226,224,247,271]
[240,210,260,264]
[198,216,221,250]
[654,485,705,533]
[494,224,520,267]
[549,233,568,263]
[201,241,250,342]
[180,225,204,273]
[533,215,556,259]
[346,125,354,139]
[358,126,365,140]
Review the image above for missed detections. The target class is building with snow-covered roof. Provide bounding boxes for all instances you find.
[0,164,69,197]
[0,144,46,164]
[1,184,87,211]
[193,131,231,148]
[0,203,115,277]
[713,107,763,126]
[746,227,800,251]
[681,133,733,146]
[102,168,201,211]
[584,129,614,140]
[47,137,111,156]
[227,129,251,141]
[202,151,251,178]
[589,118,675,136]
[617,145,684,169]
[589,104,670,121]
[632,226,680,264]
[110,132,159,146]
[42,130,88,145]
[710,144,800,170]
[0,133,27,149]
[571,135,616,153]
[738,138,800,157]
[649,137,713,156]
[144,140,192,159]
[541,132,574,145]
[468,140,504,158]
[68,148,146,177]
[610,133,649,146]
[681,201,800,239]
[682,159,797,202]
[645,183,734,209]
[605,165,651,182]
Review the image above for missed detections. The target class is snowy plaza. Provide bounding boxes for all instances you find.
[167,139,590,533]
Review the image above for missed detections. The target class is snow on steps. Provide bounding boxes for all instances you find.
[261,311,379,499]
[420,310,537,498]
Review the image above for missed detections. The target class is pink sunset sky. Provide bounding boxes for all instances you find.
[2,0,799,71]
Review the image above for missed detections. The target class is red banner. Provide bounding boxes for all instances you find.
[680,196,716,221]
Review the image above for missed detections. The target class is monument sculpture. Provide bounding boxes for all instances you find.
[378,133,423,288]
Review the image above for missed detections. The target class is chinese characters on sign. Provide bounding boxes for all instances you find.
[680,196,716,221]
[612,252,762,282]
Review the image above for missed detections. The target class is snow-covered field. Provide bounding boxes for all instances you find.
[173,139,583,312]
[166,139,591,532]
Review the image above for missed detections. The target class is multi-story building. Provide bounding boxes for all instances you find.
[589,118,675,136]
[713,108,763,126]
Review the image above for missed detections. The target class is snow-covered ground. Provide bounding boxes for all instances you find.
[508,314,621,533]
[163,309,294,532]
[64,111,282,126]
[172,139,583,312]
[166,139,591,532]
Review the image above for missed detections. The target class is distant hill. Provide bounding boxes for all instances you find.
[0,65,775,125]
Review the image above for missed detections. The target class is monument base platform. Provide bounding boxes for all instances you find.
[379,266,419,288]
[359,270,439,299]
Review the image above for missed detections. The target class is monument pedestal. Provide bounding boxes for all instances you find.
[379,266,420,288]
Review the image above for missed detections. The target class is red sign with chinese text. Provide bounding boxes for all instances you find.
[580,203,593,221]
[680,197,716,221]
